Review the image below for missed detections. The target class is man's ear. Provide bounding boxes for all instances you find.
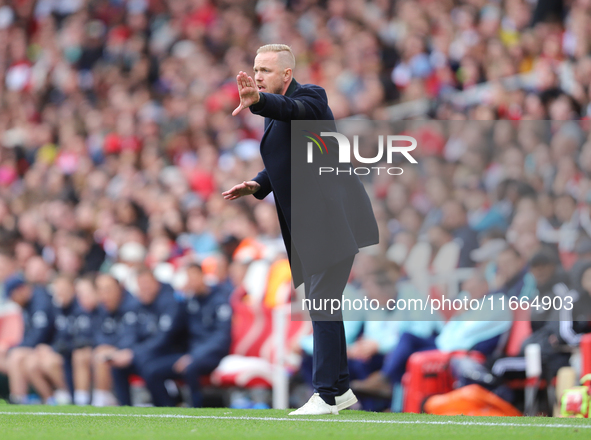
[284,68,292,82]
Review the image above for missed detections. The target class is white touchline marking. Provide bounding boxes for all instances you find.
[0,411,590,429]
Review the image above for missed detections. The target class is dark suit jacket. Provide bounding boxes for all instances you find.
[250,79,379,287]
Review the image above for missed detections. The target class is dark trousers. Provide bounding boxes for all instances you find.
[63,352,74,397]
[111,356,154,406]
[142,353,220,407]
[303,255,355,405]
[381,332,437,384]
[348,354,387,411]
[112,364,138,406]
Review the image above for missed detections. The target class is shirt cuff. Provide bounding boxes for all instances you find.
[249,93,266,113]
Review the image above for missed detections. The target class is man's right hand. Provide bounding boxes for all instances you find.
[222,181,261,200]
[232,71,260,116]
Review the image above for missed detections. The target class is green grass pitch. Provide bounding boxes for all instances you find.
[0,404,590,440]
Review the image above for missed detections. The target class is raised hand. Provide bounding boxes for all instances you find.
[222,180,261,200]
[232,71,260,116]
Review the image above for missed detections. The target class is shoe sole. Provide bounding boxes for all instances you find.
[336,394,358,411]
[288,409,339,416]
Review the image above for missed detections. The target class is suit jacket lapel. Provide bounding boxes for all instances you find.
[259,78,298,152]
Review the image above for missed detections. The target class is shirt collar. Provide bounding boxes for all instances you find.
[285,78,299,97]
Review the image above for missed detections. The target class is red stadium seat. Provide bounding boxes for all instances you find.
[505,308,532,357]
[0,308,24,351]
[401,350,454,413]
[129,374,146,387]
[581,333,591,377]
[210,287,311,389]
[401,310,531,414]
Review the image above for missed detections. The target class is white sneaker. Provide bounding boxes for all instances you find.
[91,390,118,407]
[288,393,339,415]
[335,389,358,411]
[54,389,73,405]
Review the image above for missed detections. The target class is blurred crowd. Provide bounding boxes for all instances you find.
[0,0,591,413]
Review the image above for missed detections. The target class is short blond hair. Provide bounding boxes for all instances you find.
[256,44,295,69]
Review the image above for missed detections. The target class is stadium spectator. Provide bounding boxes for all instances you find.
[441,199,479,268]
[490,245,537,299]
[490,250,578,386]
[527,249,570,325]
[562,259,591,343]
[404,224,460,281]
[469,229,507,287]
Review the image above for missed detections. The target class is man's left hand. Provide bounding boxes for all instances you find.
[348,339,379,361]
[222,180,261,200]
[232,71,260,116]
[108,349,134,368]
[173,354,193,374]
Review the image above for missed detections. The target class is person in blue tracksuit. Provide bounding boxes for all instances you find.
[142,263,232,407]
[70,274,100,405]
[94,276,139,348]
[71,278,99,352]
[92,273,140,406]
[108,266,186,406]
[4,273,55,404]
[33,275,100,405]
[31,275,81,404]
[51,276,82,356]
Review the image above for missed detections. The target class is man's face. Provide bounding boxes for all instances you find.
[0,254,15,282]
[513,232,540,260]
[25,256,50,284]
[555,196,576,223]
[462,275,488,299]
[496,250,524,282]
[582,268,591,295]
[136,272,160,305]
[427,226,450,250]
[11,284,32,307]
[442,202,464,230]
[185,266,205,295]
[76,279,98,312]
[96,275,122,312]
[52,277,76,307]
[254,52,289,95]
[530,264,555,287]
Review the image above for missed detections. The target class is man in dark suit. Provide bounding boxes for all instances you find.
[223,44,379,415]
